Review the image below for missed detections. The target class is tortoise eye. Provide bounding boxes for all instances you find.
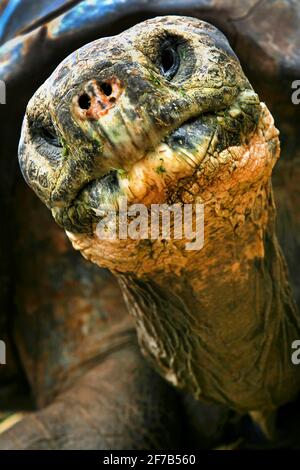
[160,43,180,80]
[35,123,62,147]
[40,126,62,148]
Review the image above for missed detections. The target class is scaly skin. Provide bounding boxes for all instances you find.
[18,16,300,430]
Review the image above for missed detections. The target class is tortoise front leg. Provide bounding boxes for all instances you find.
[0,342,182,450]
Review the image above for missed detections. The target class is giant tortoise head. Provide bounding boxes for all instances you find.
[18,15,275,275]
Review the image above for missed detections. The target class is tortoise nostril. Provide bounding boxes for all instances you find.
[100,82,112,96]
[78,93,91,109]
[74,78,123,119]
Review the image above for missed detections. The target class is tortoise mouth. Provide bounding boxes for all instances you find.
[50,88,261,234]
[50,111,213,234]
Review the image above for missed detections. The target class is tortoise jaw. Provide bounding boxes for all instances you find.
[49,89,262,234]
[50,170,118,233]
[20,84,261,236]
[49,110,211,233]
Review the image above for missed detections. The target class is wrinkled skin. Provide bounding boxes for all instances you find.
[14,15,300,446]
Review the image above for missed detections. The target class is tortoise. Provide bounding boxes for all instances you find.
[0,1,300,450]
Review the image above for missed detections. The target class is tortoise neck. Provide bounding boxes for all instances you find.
[119,183,286,336]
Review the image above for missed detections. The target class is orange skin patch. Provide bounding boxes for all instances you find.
[73,78,124,120]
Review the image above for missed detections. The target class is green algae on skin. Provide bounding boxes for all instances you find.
[114,168,128,178]
[148,69,162,87]
[156,159,167,174]
[59,136,69,157]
